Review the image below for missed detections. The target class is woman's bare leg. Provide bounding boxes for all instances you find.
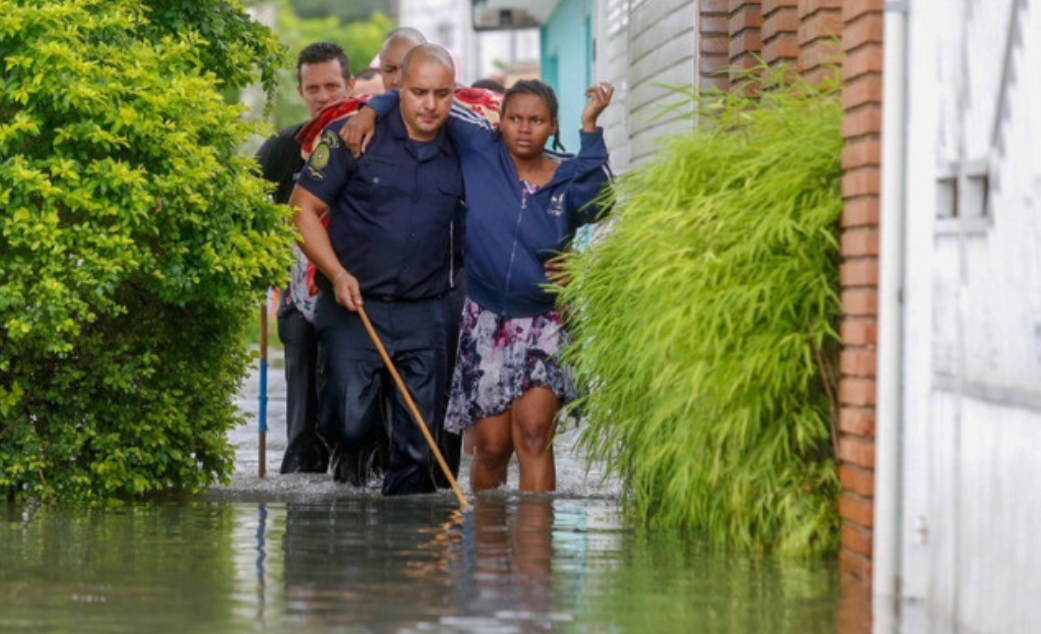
[470,412,514,491]
[511,387,559,492]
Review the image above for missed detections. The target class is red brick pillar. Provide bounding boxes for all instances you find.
[761,0,799,65]
[798,0,842,82]
[728,0,762,80]
[700,0,731,90]
[837,0,884,581]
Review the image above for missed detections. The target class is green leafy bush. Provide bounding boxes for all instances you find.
[0,0,294,502]
[253,0,393,129]
[561,70,843,553]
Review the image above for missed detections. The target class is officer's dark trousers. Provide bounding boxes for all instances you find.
[276,304,329,474]
[434,273,466,488]
[314,294,449,496]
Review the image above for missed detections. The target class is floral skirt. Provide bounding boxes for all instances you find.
[444,297,578,434]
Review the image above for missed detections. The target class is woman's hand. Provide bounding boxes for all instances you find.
[581,82,614,132]
[545,256,571,288]
[339,107,378,158]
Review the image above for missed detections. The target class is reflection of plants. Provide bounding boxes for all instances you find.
[560,67,842,553]
[0,1,293,502]
[0,503,239,629]
[577,527,841,632]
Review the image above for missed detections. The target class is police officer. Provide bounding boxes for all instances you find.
[289,44,462,495]
[256,42,353,474]
[372,27,466,488]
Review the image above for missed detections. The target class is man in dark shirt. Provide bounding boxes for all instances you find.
[256,41,353,474]
[289,44,463,495]
[373,27,466,488]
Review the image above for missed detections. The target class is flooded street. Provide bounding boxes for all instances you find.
[0,355,869,633]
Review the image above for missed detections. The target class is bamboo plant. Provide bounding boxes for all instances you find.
[560,68,843,553]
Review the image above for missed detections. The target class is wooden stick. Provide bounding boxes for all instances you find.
[356,305,469,511]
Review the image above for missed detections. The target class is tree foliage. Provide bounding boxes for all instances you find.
[560,69,843,553]
[289,0,391,23]
[252,0,393,129]
[0,0,295,502]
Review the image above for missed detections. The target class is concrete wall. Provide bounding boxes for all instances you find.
[899,0,1041,629]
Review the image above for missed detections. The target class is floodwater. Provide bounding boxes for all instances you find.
[0,353,870,633]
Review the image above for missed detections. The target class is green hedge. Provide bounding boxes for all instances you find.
[0,0,294,502]
[561,70,843,553]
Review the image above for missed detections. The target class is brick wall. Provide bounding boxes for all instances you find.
[761,0,799,64]
[700,0,731,90]
[728,0,762,80]
[798,0,842,82]
[837,0,883,581]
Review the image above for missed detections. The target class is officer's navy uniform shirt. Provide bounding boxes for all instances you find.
[296,107,464,301]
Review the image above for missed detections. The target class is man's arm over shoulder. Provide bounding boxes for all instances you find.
[365,88,499,149]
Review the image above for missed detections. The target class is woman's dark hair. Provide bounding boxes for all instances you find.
[471,78,506,93]
[501,79,565,152]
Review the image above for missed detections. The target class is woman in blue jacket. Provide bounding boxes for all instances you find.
[348,75,614,493]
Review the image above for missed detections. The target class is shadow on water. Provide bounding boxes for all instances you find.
[0,494,868,633]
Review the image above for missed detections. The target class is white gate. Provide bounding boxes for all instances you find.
[899,0,1041,631]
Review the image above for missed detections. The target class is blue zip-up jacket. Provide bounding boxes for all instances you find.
[367,92,612,317]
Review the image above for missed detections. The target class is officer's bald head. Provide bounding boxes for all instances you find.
[397,44,456,142]
[400,44,455,86]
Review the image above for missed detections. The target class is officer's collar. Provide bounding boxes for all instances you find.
[387,104,455,158]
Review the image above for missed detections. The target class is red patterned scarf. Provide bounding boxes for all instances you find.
[293,87,504,159]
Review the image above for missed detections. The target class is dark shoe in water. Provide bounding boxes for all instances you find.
[330,447,365,486]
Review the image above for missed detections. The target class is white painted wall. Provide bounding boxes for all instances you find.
[898,0,1041,631]
[592,0,631,171]
[593,0,696,171]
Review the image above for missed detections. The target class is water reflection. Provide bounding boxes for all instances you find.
[452,496,563,630]
[0,503,241,632]
[275,495,564,631]
[0,496,859,633]
[279,496,463,628]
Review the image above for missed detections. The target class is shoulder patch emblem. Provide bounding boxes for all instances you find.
[310,142,330,172]
[320,128,341,149]
[305,164,325,181]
